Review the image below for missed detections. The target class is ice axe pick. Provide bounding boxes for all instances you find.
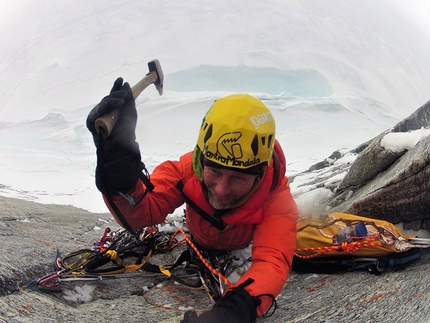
[95,59,164,137]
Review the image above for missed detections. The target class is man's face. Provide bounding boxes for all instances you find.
[202,166,258,210]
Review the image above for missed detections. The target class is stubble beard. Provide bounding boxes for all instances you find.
[206,186,238,210]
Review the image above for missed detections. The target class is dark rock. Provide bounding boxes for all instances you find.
[329,137,430,227]
[335,133,406,191]
[392,100,430,132]
[308,149,347,171]
[351,139,372,154]
[309,160,331,171]
[309,99,430,229]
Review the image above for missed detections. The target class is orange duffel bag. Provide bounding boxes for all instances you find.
[293,212,428,274]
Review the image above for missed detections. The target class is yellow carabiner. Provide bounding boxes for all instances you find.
[105,250,122,265]
[159,265,172,277]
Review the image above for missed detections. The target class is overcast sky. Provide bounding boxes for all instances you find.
[388,0,430,37]
[1,0,429,36]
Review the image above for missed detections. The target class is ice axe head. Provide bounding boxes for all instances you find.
[95,59,165,137]
[148,59,164,95]
[130,59,164,99]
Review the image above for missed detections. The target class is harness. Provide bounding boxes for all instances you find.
[176,180,226,231]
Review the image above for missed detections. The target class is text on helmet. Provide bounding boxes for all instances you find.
[249,112,274,129]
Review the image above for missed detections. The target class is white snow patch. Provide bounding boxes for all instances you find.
[381,128,430,152]
[295,188,333,217]
[324,172,347,185]
[17,218,31,223]
[335,152,358,165]
[62,285,96,303]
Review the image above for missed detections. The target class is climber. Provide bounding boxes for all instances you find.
[86,78,298,323]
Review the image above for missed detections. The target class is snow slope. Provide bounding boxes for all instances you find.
[0,0,429,213]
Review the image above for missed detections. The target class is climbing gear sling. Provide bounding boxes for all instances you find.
[28,225,232,302]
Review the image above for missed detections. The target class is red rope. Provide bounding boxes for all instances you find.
[294,235,385,259]
[175,227,232,287]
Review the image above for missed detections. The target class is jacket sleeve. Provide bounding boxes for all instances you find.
[230,179,298,317]
[104,153,193,230]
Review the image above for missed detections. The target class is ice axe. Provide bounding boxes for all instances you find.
[95,59,164,137]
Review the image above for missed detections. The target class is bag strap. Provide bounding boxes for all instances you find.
[293,248,429,275]
[175,180,225,231]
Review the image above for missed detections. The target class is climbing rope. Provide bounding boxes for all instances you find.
[173,227,232,287]
[295,235,385,259]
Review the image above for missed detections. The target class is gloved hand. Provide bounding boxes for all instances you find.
[180,280,261,323]
[87,77,137,151]
[87,78,143,195]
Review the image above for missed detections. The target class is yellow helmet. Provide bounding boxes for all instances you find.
[197,94,276,170]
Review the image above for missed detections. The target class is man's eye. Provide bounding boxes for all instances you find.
[209,168,221,176]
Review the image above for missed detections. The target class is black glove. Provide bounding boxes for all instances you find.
[87,77,137,152]
[180,279,261,323]
[87,78,143,195]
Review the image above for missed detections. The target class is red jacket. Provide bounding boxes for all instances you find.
[106,140,298,316]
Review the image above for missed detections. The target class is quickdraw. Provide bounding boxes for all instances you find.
[28,225,233,302]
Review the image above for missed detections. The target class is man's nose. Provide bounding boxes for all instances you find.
[214,177,231,197]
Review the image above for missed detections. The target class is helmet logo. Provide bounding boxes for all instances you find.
[203,131,261,168]
[218,132,243,159]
